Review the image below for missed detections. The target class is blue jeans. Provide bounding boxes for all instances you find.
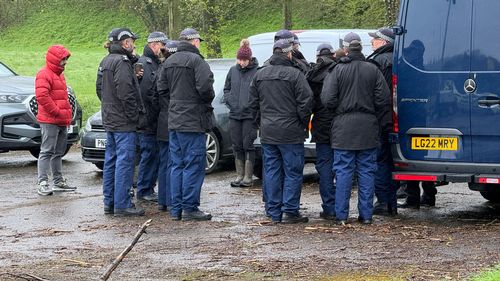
[375,133,398,210]
[169,131,206,216]
[333,148,377,221]
[158,140,171,207]
[137,133,159,197]
[262,144,305,221]
[103,132,136,210]
[315,143,336,215]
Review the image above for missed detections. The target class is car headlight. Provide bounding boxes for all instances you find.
[85,118,92,131]
[0,94,30,103]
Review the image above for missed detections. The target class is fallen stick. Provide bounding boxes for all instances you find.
[24,273,51,281]
[100,219,152,281]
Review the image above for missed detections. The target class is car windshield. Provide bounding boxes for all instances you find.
[0,63,15,77]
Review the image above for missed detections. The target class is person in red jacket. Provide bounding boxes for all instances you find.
[35,45,76,196]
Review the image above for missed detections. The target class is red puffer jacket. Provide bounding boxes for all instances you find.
[35,45,72,126]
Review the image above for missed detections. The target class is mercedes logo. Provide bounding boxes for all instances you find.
[464,79,476,93]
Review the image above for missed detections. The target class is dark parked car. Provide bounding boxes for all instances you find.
[0,61,82,158]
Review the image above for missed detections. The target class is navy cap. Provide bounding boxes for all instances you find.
[316,43,334,56]
[274,29,295,43]
[369,27,395,43]
[165,40,179,53]
[342,32,361,47]
[108,28,139,42]
[147,31,169,44]
[273,39,293,53]
[179,28,204,41]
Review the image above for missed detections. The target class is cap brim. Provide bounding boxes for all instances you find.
[369,31,379,38]
[199,38,204,42]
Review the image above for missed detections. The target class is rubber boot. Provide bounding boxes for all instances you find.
[231,158,245,187]
[240,152,254,187]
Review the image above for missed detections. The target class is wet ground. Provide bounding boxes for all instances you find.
[0,148,499,281]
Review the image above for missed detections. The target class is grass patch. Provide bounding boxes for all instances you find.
[471,264,500,281]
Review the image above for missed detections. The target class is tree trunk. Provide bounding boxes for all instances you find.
[282,0,292,30]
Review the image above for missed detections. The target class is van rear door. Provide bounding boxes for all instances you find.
[397,0,472,162]
[470,0,500,163]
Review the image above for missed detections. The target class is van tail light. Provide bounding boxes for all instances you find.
[477,177,500,184]
[392,74,399,133]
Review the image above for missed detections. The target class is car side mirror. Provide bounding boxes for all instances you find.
[393,25,406,36]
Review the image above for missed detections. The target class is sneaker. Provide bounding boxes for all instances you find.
[37,181,53,196]
[397,201,420,209]
[358,217,373,225]
[182,210,212,221]
[52,179,76,192]
[281,212,309,224]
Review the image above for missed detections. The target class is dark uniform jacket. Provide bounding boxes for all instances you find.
[367,43,394,131]
[292,50,311,74]
[223,57,259,120]
[157,41,215,133]
[137,45,161,134]
[306,55,336,144]
[321,51,390,150]
[96,44,144,132]
[249,54,313,144]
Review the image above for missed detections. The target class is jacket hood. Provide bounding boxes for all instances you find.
[292,49,306,60]
[341,51,366,63]
[108,43,139,63]
[308,56,335,83]
[46,45,71,75]
[177,41,203,58]
[269,54,294,67]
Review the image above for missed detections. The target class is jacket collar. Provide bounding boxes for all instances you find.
[237,57,259,72]
[177,41,204,59]
[269,54,294,67]
[142,44,160,64]
[367,43,394,60]
[347,51,366,62]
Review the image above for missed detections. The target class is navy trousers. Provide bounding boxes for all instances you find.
[315,143,336,215]
[169,131,206,216]
[374,133,398,210]
[333,148,377,221]
[158,140,171,207]
[137,133,159,197]
[262,144,305,222]
[103,132,136,210]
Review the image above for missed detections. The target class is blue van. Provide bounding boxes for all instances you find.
[391,0,500,203]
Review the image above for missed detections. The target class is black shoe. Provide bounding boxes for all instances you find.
[158,205,168,212]
[170,213,182,221]
[319,211,336,221]
[137,193,158,202]
[373,202,398,216]
[182,210,212,221]
[397,201,420,209]
[358,217,373,225]
[104,205,114,215]
[281,213,309,224]
[420,195,436,207]
[230,181,242,187]
[114,207,145,217]
[397,183,408,199]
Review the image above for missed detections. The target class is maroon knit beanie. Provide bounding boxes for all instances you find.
[237,39,252,60]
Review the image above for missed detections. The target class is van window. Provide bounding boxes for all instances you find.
[403,0,472,71]
[471,0,500,71]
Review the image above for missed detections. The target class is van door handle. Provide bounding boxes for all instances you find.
[478,98,500,106]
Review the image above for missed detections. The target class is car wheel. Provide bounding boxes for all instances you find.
[29,145,71,159]
[94,162,104,170]
[480,190,500,203]
[253,159,263,179]
[205,132,220,174]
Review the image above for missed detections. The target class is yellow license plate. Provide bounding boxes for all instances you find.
[411,137,458,151]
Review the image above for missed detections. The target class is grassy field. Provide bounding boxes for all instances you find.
[472,264,500,281]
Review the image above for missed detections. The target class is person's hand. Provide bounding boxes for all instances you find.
[136,69,144,79]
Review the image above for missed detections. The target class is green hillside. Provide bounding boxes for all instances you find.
[0,1,384,122]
